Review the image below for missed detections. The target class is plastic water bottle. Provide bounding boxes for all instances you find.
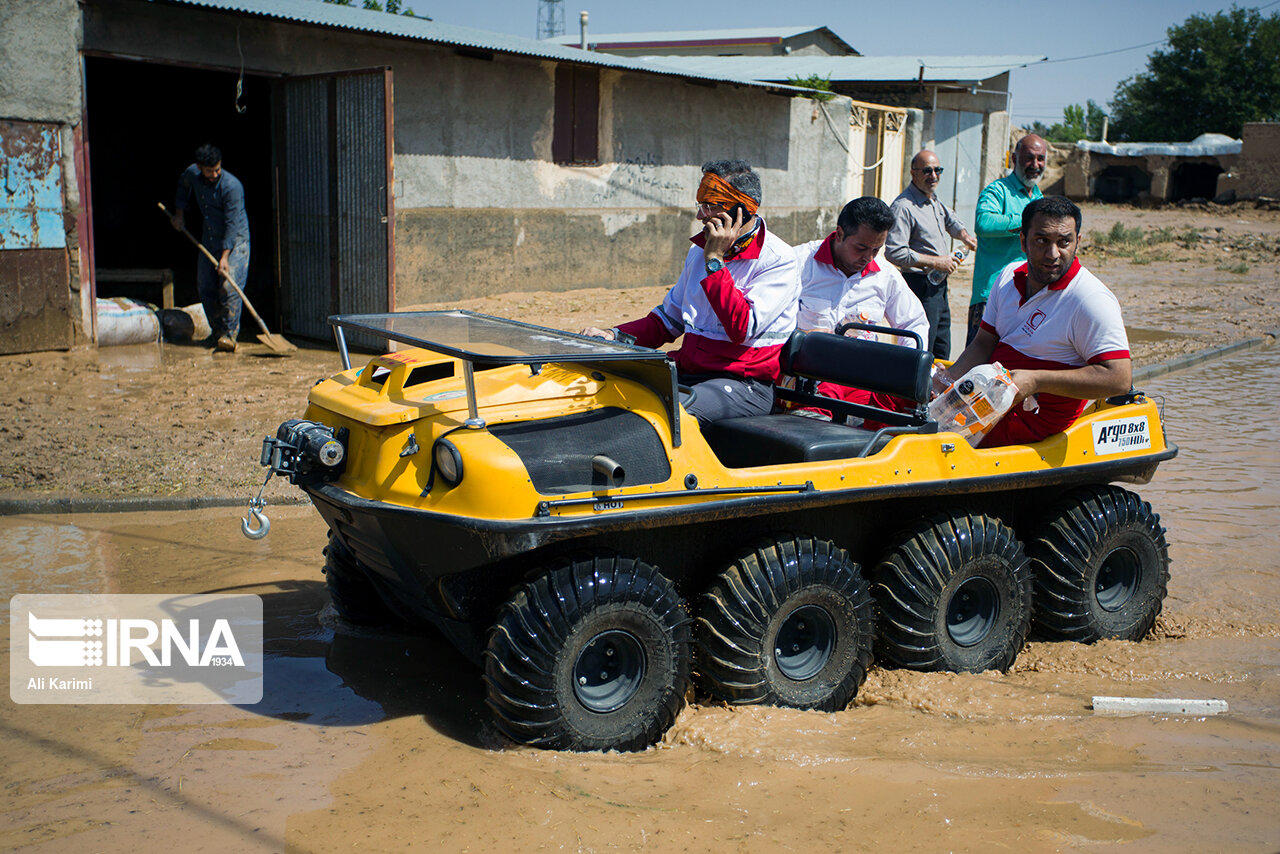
[927,248,969,285]
[928,362,1018,446]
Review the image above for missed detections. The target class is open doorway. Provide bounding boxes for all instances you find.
[1171,162,1222,202]
[83,55,278,324]
[1093,165,1151,203]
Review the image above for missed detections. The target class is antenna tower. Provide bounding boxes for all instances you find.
[537,0,565,40]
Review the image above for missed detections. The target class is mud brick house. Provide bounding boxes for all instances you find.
[1064,134,1242,204]
[1216,123,1280,203]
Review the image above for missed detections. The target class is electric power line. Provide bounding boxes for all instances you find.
[1039,39,1167,64]
[930,0,1279,72]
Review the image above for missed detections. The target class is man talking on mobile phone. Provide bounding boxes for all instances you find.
[581,159,800,425]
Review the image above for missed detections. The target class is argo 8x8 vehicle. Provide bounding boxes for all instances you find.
[248,310,1176,751]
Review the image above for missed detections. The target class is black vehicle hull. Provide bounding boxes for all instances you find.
[306,445,1176,655]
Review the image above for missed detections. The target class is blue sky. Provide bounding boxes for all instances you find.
[429,0,1274,136]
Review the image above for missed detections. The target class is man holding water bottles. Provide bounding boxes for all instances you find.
[943,196,1131,448]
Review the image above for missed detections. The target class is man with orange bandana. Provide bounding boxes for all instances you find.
[582,159,800,425]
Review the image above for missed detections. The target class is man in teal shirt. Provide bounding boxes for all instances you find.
[967,134,1047,345]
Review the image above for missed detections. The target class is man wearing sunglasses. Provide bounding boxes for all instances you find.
[581,159,800,425]
[886,150,977,360]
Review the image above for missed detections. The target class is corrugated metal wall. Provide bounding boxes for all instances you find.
[335,74,389,320]
[281,77,331,340]
[279,70,390,344]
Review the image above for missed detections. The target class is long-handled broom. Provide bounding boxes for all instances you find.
[158,202,296,353]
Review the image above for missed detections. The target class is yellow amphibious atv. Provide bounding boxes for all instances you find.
[252,311,1176,752]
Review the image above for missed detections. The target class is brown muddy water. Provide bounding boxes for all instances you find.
[3,347,1279,853]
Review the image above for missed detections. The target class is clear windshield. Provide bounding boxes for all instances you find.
[330,310,662,364]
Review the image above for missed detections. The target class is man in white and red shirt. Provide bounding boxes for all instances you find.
[794,196,928,418]
[582,159,799,424]
[946,196,1132,447]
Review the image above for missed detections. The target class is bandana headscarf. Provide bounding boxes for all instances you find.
[696,172,759,218]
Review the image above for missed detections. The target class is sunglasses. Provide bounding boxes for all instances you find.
[915,166,945,176]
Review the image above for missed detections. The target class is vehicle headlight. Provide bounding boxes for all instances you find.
[433,439,463,486]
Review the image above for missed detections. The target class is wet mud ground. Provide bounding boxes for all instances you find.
[2,202,1280,851]
[2,347,1279,852]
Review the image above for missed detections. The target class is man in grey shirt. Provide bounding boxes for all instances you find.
[886,149,977,359]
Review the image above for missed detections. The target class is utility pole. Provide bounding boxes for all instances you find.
[537,0,565,40]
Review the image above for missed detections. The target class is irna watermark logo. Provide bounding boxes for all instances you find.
[11,594,263,704]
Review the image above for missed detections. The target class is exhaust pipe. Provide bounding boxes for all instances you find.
[591,454,624,487]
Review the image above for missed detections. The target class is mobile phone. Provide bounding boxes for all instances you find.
[728,203,748,224]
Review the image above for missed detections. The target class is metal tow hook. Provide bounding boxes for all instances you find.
[242,499,270,540]
[242,469,274,540]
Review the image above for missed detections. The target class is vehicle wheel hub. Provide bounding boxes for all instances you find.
[947,577,999,647]
[1096,547,1140,612]
[573,630,645,713]
[774,605,836,681]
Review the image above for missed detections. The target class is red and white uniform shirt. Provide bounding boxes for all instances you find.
[617,218,799,382]
[792,231,930,420]
[796,233,929,343]
[979,257,1130,445]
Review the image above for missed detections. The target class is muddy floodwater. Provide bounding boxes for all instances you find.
[3,347,1279,853]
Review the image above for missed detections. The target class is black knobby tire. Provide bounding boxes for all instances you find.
[695,536,875,711]
[1028,485,1170,642]
[323,535,398,625]
[873,512,1032,673]
[483,554,691,752]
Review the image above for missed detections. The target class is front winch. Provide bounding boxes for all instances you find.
[260,419,349,484]
[241,420,348,541]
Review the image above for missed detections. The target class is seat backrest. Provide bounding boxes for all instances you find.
[781,329,932,404]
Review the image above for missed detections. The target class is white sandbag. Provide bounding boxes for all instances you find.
[97,297,160,347]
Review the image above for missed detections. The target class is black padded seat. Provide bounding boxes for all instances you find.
[705,414,897,468]
[782,328,933,407]
[699,328,937,469]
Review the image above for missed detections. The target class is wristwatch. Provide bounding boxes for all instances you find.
[705,258,725,275]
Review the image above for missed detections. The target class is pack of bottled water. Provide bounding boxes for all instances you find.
[928,362,1018,446]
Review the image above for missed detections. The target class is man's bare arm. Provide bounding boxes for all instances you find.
[1008,358,1132,406]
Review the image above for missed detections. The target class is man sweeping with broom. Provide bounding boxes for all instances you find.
[170,143,249,353]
